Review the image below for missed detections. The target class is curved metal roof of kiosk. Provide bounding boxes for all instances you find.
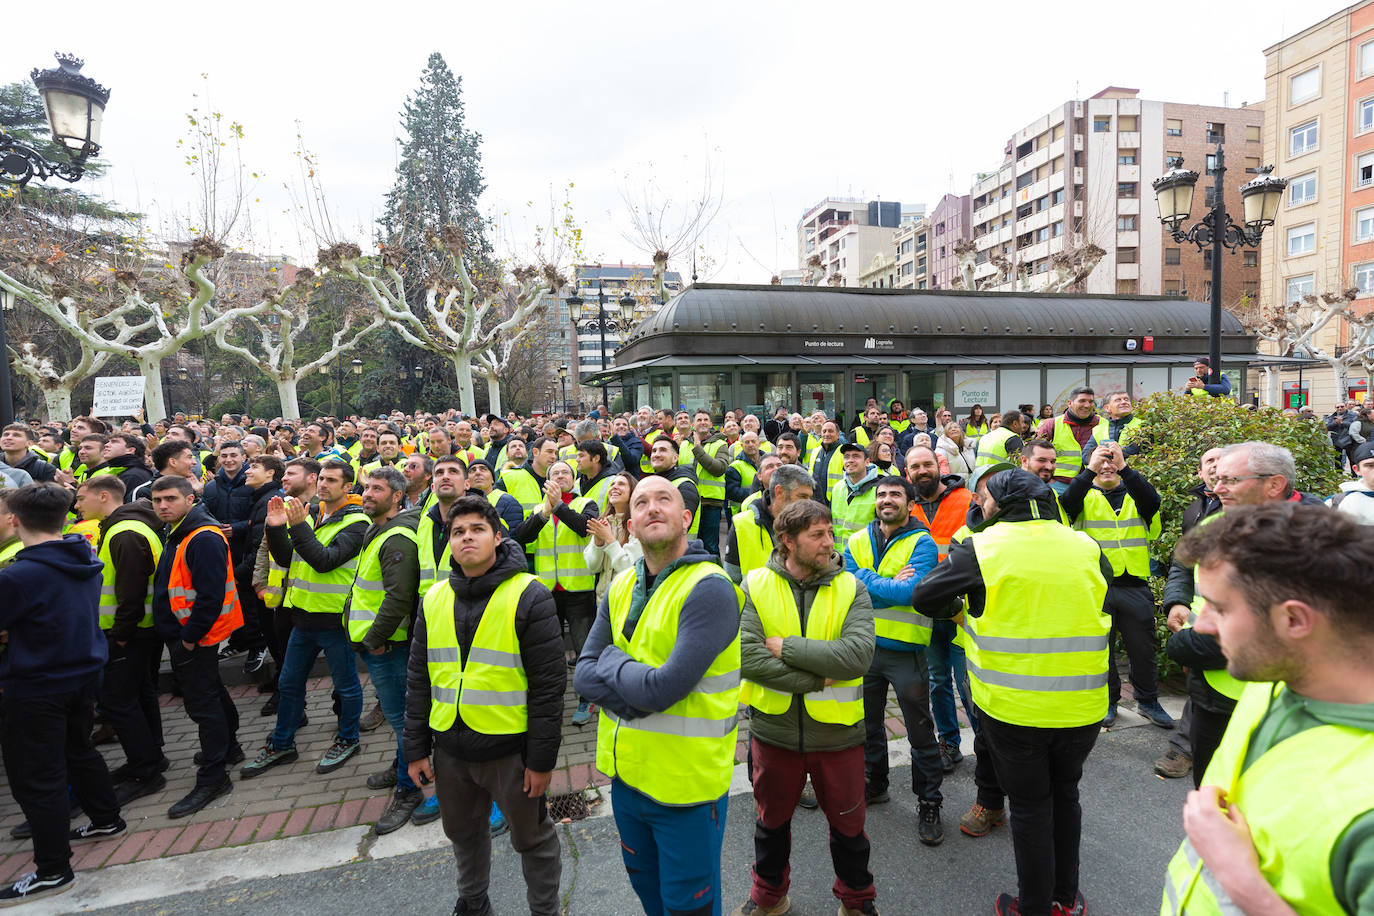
[614,283,1254,364]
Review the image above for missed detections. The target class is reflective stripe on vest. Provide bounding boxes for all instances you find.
[739,567,863,724]
[285,513,370,615]
[423,573,537,735]
[595,562,743,805]
[688,440,728,502]
[728,458,757,513]
[732,506,773,575]
[417,506,444,598]
[961,520,1110,728]
[347,524,418,643]
[974,427,1018,468]
[830,478,877,545]
[533,495,595,592]
[810,447,845,496]
[97,519,163,630]
[1160,682,1366,916]
[168,525,244,646]
[671,476,701,538]
[1073,488,1160,578]
[262,563,286,608]
[1050,415,1089,478]
[846,526,933,646]
[1092,415,1141,447]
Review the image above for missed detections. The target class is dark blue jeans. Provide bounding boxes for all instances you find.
[697,504,723,559]
[862,644,943,803]
[612,779,727,916]
[271,623,361,749]
[926,618,978,750]
[361,643,416,791]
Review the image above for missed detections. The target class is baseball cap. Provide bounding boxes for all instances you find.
[839,441,867,456]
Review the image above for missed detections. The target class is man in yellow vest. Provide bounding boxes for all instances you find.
[913,467,1112,916]
[1181,356,1231,398]
[76,476,169,806]
[809,420,846,506]
[0,489,19,568]
[405,494,565,916]
[1159,502,1374,916]
[737,498,877,916]
[574,475,742,916]
[1081,391,1143,461]
[974,410,1030,471]
[845,476,945,845]
[647,436,701,540]
[346,466,424,835]
[1061,441,1172,730]
[1034,387,1098,494]
[725,463,813,584]
[685,410,730,558]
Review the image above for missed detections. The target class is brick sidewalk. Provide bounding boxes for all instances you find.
[0,664,964,881]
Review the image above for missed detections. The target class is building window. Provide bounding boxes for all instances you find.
[1289,171,1317,205]
[1205,186,1217,207]
[1290,120,1318,156]
[1243,250,1258,268]
[1166,118,1183,137]
[1164,279,1182,295]
[1165,247,1181,265]
[1363,40,1374,78]
[1093,116,1111,132]
[1051,221,1064,237]
[1244,156,1262,173]
[1362,98,1374,134]
[1206,154,1218,175]
[1290,67,1321,105]
[1116,279,1138,294]
[1287,223,1316,256]
[1243,280,1259,298]
[1051,156,1064,174]
[1203,249,1214,269]
[1357,263,1374,296]
[1118,150,1138,165]
[936,223,946,235]
[1285,274,1315,305]
[1117,215,1137,231]
[1116,248,1137,264]
[1359,151,1374,187]
[1117,182,1137,198]
[1051,188,1065,206]
[1246,124,1262,142]
[1207,122,1225,143]
[1016,172,1035,190]
[1358,206,1374,242]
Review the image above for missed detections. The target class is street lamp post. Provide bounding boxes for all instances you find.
[1152,145,1286,380]
[557,364,569,415]
[0,290,15,427]
[566,279,638,411]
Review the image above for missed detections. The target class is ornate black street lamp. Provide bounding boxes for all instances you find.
[1,54,110,187]
[1152,145,1286,380]
[557,364,569,415]
[566,279,638,410]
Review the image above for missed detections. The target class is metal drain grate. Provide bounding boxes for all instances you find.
[547,789,592,823]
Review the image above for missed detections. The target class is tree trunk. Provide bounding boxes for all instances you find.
[484,375,502,417]
[451,353,476,416]
[42,386,73,422]
[1262,367,1281,407]
[276,376,302,421]
[1330,360,1350,402]
[136,356,167,421]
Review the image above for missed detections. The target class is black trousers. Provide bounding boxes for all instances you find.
[168,642,239,787]
[1,677,120,875]
[861,646,943,802]
[554,589,597,660]
[981,713,1099,916]
[228,572,270,652]
[1189,703,1233,789]
[1104,582,1159,705]
[98,635,164,779]
[972,703,1004,809]
[267,606,295,691]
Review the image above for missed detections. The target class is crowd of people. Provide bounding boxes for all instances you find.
[0,360,1369,915]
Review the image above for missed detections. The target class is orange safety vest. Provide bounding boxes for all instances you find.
[168,525,244,646]
[911,486,974,562]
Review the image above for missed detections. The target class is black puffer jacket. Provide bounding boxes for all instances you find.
[403,537,565,772]
[202,466,253,562]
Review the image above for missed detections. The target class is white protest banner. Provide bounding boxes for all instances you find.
[91,376,146,417]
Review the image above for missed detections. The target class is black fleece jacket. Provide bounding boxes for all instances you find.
[152,503,231,645]
[99,500,162,642]
[0,536,106,697]
[266,502,369,630]
[202,466,253,562]
[403,538,565,771]
[95,454,154,502]
[10,450,56,483]
[235,482,283,584]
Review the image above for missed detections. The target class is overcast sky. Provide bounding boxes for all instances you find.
[12,0,1326,282]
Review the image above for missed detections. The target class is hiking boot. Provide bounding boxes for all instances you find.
[917,800,944,846]
[195,744,246,767]
[1101,703,1117,728]
[243,648,268,675]
[959,803,1007,837]
[798,781,818,809]
[838,901,880,915]
[938,742,963,773]
[865,785,889,805]
[1137,699,1175,730]
[367,768,398,790]
[69,817,126,843]
[1053,891,1086,915]
[993,893,1024,915]
[359,701,386,732]
[1153,748,1192,779]
[114,773,166,807]
[374,789,423,836]
[168,777,232,819]
[731,897,791,915]
[240,743,299,779]
[488,801,507,836]
[7,822,30,841]
[412,795,441,826]
[451,896,492,916]
[0,869,74,906]
[316,737,360,774]
[571,699,592,726]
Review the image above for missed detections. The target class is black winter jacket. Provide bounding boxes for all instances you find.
[0,535,106,697]
[202,467,254,562]
[403,538,565,771]
[266,502,369,630]
[95,454,154,502]
[235,482,283,585]
[99,500,162,642]
[152,503,231,645]
[10,450,56,483]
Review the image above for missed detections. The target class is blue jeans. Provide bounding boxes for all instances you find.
[362,643,416,791]
[271,624,362,749]
[927,619,977,750]
[611,778,727,916]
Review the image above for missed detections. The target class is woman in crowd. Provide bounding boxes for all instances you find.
[935,421,975,481]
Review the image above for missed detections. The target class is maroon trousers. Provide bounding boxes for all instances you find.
[748,737,875,909]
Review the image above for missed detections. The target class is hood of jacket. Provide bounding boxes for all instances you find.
[100,499,160,537]
[840,465,882,496]
[656,465,696,484]
[446,536,529,602]
[578,466,616,491]
[13,534,103,581]
[166,502,222,548]
[978,468,1061,527]
[100,453,146,472]
[763,547,846,588]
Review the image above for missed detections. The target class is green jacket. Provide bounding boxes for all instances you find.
[348,506,421,652]
[740,551,874,753]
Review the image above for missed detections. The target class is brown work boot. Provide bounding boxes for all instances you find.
[731,897,790,915]
[1153,748,1192,779]
[959,803,1007,837]
[359,701,386,733]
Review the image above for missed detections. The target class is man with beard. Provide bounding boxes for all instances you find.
[402,453,433,511]
[845,476,944,846]
[415,456,470,602]
[1035,387,1098,494]
[774,432,804,468]
[1019,439,1069,523]
[647,437,700,540]
[725,463,814,584]
[974,411,1030,471]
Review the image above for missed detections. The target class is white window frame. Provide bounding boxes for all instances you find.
[1287,223,1316,257]
[1356,262,1374,296]
[1358,206,1374,243]
[1288,171,1317,206]
[1285,274,1315,305]
[1290,119,1319,157]
[1362,40,1374,79]
[1361,97,1374,135]
[1359,151,1374,189]
[1290,66,1321,106]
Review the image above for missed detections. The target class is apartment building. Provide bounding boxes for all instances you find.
[1260,1,1374,405]
[795,198,922,287]
[891,218,930,289]
[968,88,1262,302]
[928,194,972,288]
[566,262,682,404]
